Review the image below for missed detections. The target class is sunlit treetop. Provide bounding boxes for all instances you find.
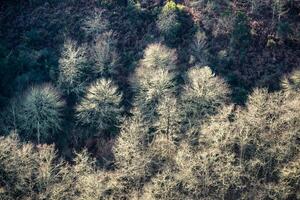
[183,66,230,104]
[140,43,177,71]
[76,78,123,134]
[58,40,88,95]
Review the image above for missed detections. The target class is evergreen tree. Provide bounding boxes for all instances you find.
[230,11,251,53]
[0,98,19,135]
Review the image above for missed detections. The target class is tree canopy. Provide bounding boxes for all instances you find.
[0,0,299,199]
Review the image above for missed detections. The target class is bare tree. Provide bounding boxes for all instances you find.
[76,79,123,135]
[18,84,65,143]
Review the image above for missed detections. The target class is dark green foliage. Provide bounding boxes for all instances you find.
[0,42,11,107]
[276,21,292,40]
[230,11,251,52]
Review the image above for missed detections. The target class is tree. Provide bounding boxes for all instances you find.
[132,43,177,123]
[113,109,149,188]
[133,67,175,121]
[91,31,120,77]
[156,105,242,199]
[154,95,182,142]
[0,133,58,199]
[58,40,88,96]
[18,84,65,143]
[249,0,268,15]
[181,66,230,134]
[0,134,105,200]
[281,68,300,93]
[272,0,286,22]
[76,79,123,135]
[189,30,209,65]
[140,43,177,71]
[279,156,300,199]
[142,168,185,200]
[231,89,300,198]
[157,1,183,44]
[197,88,300,199]
[48,150,104,200]
[113,107,178,199]
[82,9,108,37]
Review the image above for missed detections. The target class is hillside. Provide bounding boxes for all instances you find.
[0,0,300,199]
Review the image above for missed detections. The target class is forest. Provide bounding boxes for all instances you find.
[0,0,299,199]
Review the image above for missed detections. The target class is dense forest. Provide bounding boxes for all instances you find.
[0,0,300,199]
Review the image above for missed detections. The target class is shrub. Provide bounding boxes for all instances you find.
[18,84,65,143]
[76,79,123,135]
[57,40,88,95]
